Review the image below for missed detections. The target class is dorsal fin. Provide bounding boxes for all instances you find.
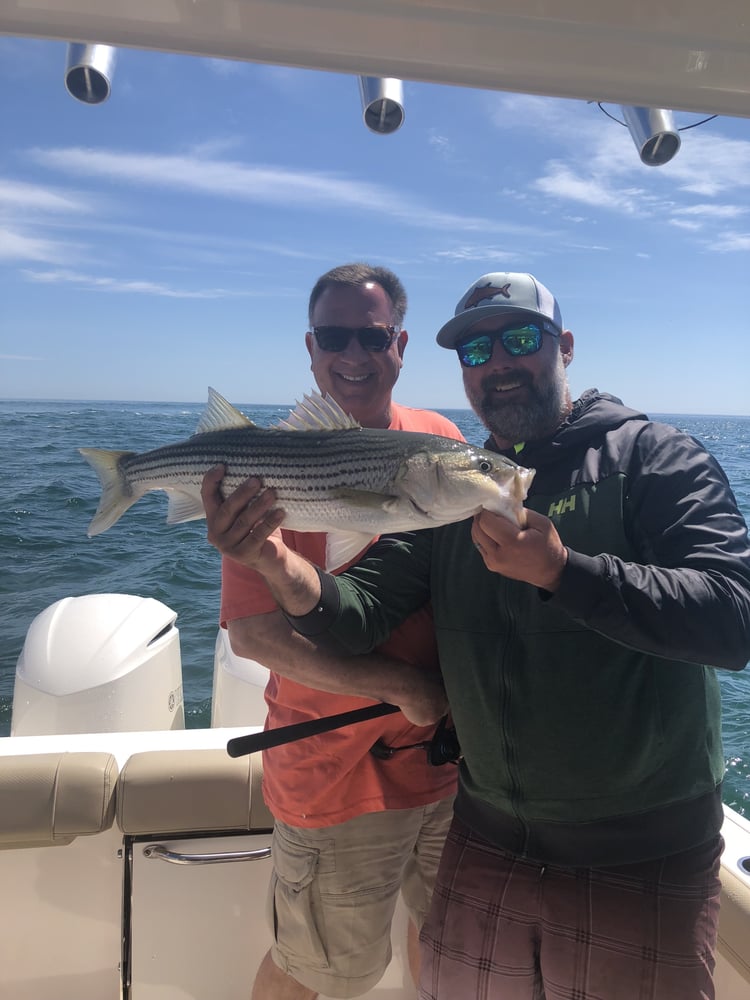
[273,390,361,432]
[195,387,256,434]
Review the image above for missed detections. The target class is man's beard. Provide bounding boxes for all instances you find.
[465,356,570,445]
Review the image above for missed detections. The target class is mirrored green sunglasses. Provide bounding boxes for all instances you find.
[456,321,560,367]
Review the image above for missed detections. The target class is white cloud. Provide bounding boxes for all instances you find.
[21,268,256,298]
[564,242,610,252]
[671,203,747,219]
[487,103,750,248]
[28,146,528,234]
[428,131,455,161]
[0,179,88,213]
[661,133,750,196]
[487,94,597,140]
[534,163,640,213]
[706,231,750,252]
[668,219,702,231]
[432,243,542,262]
[496,104,750,200]
[0,226,74,264]
[186,137,246,159]
[0,177,96,265]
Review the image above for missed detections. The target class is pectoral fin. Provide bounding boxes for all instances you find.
[166,489,207,524]
[325,531,377,572]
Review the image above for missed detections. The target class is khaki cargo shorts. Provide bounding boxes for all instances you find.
[267,796,454,998]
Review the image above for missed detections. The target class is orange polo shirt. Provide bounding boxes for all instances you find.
[220,403,462,827]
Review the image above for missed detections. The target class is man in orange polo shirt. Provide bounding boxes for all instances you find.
[209,263,461,1000]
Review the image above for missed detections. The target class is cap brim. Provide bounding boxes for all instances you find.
[436,304,552,348]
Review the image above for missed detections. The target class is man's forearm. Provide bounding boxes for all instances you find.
[256,547,323,616]
[203,471,325,615]
[227,612,447,726]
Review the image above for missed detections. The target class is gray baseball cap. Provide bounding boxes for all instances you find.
[436,272,563,348]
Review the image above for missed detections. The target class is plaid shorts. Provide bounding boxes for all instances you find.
[419,814,722,1000]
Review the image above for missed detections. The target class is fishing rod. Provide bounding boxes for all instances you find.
[226,702,400,758]
[226,703,461,765]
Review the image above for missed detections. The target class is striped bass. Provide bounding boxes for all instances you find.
[80,388,535,569]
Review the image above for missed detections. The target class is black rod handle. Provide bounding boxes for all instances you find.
[226,702,400,758]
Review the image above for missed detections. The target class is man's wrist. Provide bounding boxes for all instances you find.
[260,547,327,621]
[280,566,339,635]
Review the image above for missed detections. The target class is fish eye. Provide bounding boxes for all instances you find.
[478,459,493,472]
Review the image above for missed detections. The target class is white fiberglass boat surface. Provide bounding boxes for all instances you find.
[0,595,418,999]
[1,2,750,997]
[1,591,749,999]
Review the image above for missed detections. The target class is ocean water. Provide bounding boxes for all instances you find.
[1,398,749,816]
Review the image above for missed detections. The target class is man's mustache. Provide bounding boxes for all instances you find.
[479,371,533,395]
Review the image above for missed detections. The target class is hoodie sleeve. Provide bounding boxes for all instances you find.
[550,422,750,670]
[305,532,434,654]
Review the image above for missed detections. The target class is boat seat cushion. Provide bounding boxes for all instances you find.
[116,748,273,835]
[718,860,750,984]
[0,751,118,848]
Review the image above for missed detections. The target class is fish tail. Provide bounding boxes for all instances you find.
[79,447,139,537]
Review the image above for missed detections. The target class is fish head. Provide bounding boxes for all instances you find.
[399,443,535,528]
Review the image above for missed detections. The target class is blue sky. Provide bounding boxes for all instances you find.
[2,36,750,414]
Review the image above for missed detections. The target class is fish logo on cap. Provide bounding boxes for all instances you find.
[436,271,562,349]
[464,282,511,309]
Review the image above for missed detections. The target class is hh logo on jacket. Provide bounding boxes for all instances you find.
[548,495,576,517]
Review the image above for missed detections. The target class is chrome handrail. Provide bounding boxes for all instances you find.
[143,843,271,865]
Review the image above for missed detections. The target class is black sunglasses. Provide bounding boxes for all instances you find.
[456,320,560,367]
[311,325,399,353]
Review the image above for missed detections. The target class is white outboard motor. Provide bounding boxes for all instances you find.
[211,627,270,728]
[11,594,185,736]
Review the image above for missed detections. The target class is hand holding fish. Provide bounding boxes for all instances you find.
[202,466,325,617]
[471,508,568,593]
[202,467,287,571]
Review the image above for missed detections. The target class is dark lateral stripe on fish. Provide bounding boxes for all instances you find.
[80,389,535,547]
[116,433,425,493]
